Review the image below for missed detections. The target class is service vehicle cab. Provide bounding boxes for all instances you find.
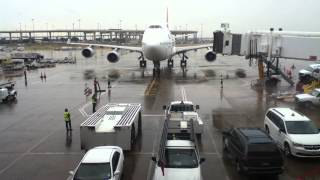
[295,88,320,107]
[69,146,124,180]
[299,64,320,80]
[264,108,320,157]
[0,81,17,102]
[163,101,203,135]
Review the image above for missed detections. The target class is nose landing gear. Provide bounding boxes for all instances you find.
[152,61,161,79]
[168,58,174,69]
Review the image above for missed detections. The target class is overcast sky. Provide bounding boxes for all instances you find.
[1,0,319,36]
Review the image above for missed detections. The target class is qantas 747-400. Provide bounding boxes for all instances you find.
[69,24,216,77]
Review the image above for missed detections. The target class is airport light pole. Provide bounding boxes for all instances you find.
[32,18,35,38]
[72,22,75,37]
[46,23,48,37]
[78,19,81,40]
[200,24,203,42]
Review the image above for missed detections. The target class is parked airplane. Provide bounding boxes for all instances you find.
[68,19,216,77]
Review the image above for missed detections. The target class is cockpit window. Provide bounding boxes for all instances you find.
[149,25,162,29]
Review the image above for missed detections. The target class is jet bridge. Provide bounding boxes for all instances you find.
[213,30,320,85]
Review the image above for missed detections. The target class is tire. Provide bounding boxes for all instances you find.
[304,101,313,108]
[222,137,228,151]
[284,143,292,157]
[236,160,243,174]
[265,126,270,134]
[131,124,136,145]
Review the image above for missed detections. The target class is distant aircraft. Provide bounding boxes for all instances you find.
[68,13,216,77]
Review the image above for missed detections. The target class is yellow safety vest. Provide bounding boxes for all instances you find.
[92,96,97,103]
[64,112,71,121]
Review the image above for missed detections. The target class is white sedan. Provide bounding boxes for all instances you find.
[70,146,124,180]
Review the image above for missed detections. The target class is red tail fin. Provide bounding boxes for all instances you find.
[166,7,169,29]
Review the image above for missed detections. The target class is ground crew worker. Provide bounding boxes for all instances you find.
[220,74,223,88]
[40,72,43,81]
[108,79,111,89]
[64,108,72,131]
[93,78,101,94]
[92,94,97,113]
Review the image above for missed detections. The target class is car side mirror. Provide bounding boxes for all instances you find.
[196,105,200,110]
[200,158,205,164]
[151,156,157,162]
[69,170,74,176]
[114,170,120,176]
[162,105,167,110]
[279,128,285,133]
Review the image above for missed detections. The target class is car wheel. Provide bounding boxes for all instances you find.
[265,126,270,134]
[305,101,313,108]
[223,138,228,151]
[284,143,292,157]
[236,160,243,174]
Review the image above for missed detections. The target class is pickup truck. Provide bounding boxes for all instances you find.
[295,88,320,107]
[0,82,17,102]
[163,101,204,136]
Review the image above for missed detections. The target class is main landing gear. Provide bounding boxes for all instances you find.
[180,53,188,78]
[168,58,174,69]
[139,54,147,68]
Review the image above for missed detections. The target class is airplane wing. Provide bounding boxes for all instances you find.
[68,41,143,53]
[174,44,213,55]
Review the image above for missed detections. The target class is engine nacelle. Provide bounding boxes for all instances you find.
[81,47,95,58]
[107,51,120,63]
[205,51,217,62]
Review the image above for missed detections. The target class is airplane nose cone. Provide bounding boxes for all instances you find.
[144,45,165,60]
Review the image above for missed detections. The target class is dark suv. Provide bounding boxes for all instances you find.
[222,128,283,175]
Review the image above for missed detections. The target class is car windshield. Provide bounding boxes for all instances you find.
[164,149,198,168]
[74,163,111,180]
[170,104,194,112]
[285,121,319,134]
[306,66,314,72]
[248,143,281,156]
[310,90,320,97]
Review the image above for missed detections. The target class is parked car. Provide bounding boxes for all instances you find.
[69,146,124,180]
[222,128,283,175]
[295,88,320,107]
[264,108,320,157]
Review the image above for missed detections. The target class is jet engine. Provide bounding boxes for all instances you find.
[205,50,217,62]
[81,47,95,58]
[107,51,120,63]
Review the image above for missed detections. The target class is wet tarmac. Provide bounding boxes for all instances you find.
[0,48,319,180]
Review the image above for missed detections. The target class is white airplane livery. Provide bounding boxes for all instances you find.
[69,18,216,77]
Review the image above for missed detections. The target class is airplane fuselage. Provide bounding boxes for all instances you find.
[141,25,176,62]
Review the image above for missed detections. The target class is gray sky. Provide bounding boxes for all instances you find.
[1,0,319,36]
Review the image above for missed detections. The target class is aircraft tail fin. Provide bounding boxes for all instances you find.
[166,7,169,29]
